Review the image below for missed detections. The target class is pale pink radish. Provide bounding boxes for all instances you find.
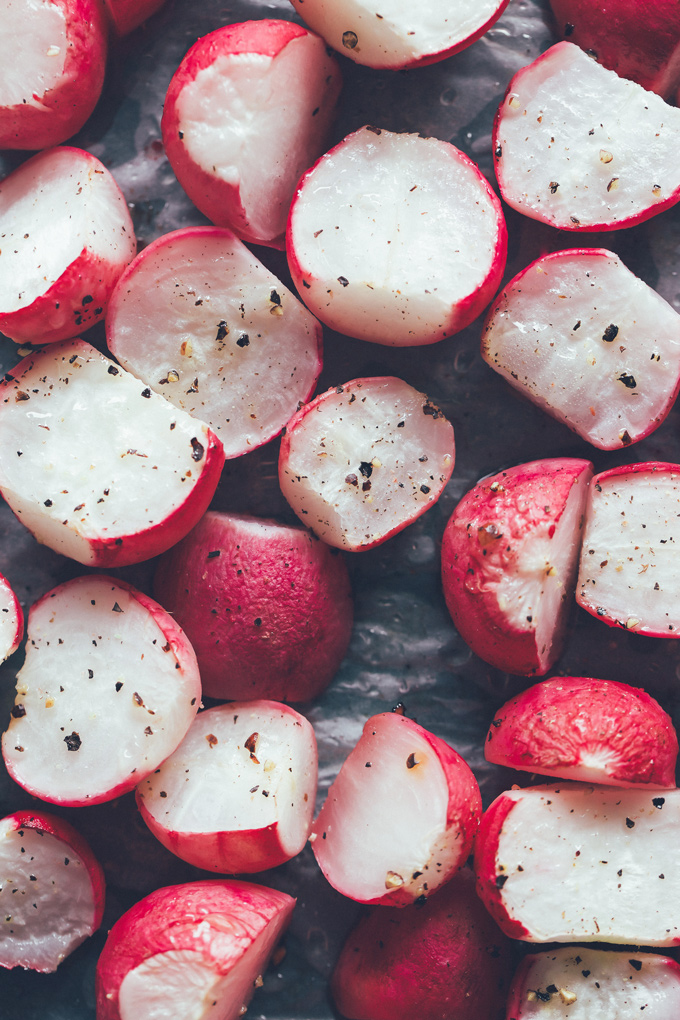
[310,710,481,906]
[493,42,680,231]
[482,248,680,450]
[106,226,322,459]
[0,339,224,567]
[153,512,353,702]
[441,458,592,676]
[485,676,678,788]
[0,809,105,972]
[0,571,23,662]
[161,20,341,248]
[287,126,507,345]
[2,574,201,806]
[102,0,166,35]
[0,147,136,344]
[95,879,295,1020]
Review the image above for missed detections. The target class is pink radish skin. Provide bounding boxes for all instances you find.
[95,880,295,1020]
[485,676,678,788]
[441,458,593,676]
[153,512,353,702]
[310,711,481,907]
[0,571,23,663]
[102,0,166,35]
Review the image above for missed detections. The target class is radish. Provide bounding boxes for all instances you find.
[2,574,201,806]
[0,809,105,972]
[136,701,317,873]
[0,147,136,345]
[0,338,225,567]
[95,879,295,1020]
[493,42,680,232]
[153,511,353,702]
[106,226,323,459]
[161,20,342,248]
[0,571,23,663]
[287,126,507,345]
[481,248,680,450]
[102,0,166,35]
[485,676,678,788]
[310,710,481,906]
[441,458,592,676]
[576,462,680,637]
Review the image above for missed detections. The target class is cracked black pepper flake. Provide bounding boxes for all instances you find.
[112,602,123,613]
[420,484,430,494]
[602,323,619,343]
[337,276,349,287]
[345,473,358,486]
[549,181,559,193]
[64,732,81,751]
[10,704,26,718]
[494,144,502,158]
[115,682,123,692]
[625,817,635,828]
[107,365,119,375]
[236,333,250,347]
[653,797,665,809]
[359,461,373,478]
[629,959,642,971]
[215,320,229,341]
[190,437,205,461]
[207,550,220,559]
[270,289,281,306]
[618,372,636,389]
[254,617,262,627]
[406,753,418,769]
[422,401,443,419]
[495,874,508,889]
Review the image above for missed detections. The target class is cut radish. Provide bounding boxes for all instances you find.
[481,248,680,450]
[310,711,481,906]
[485,676,678,788]
[475,784,680,945]
[95,879,295,1020]
[576,462,680,637]
[0,338,224,567]
[441,458,592,676]
[136,701,317,873]
[0,810,105,972]
[287,126,507,345]
[106,226,323,459]
[0,571,23,662]
[2,574,201,806]
[0,147,136,344]
[493,42,680,231]
[161,20,341,248]
[278,377,455,552]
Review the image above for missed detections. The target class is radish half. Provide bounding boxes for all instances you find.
[0,571,23,663]
[287,126,507,345]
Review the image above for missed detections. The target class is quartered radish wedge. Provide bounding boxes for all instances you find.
[136,701,317,873]
[0,147,136,344]
[0,339,224,567]
[279,377,455,551]
[0,572,23,662]
[287,126,507,345]
[0,810,105,972]
[494,42,680,231]
[2,574,201,806]
[310,711,481,906]
[482,249,680,450]
[106,226,322,458]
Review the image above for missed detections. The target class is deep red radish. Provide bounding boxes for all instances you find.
[2,574,201,806]
[102,0,166,35]
[0,810,105,972]
[161,20,341,248]
[482,248,680,450]
[0,571,23,663]
[279,377,455,552]
[153,512,353,702]
[96,879,295,1020]
[310,711,481,906]
[485,676,678,788]
[576,462,680,637]
[0,339,224,567]
[494,42,680,232]
[0,147,136,344]
[136,701,317,873]
[106,226,323,459]
[441,459,592,676]
[287,126,507,345]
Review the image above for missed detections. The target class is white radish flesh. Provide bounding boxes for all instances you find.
[0,572,23,662]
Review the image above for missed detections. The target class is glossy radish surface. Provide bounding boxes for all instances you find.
[0,572,23,663]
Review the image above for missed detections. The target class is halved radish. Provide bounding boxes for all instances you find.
[2,574,201,806]
[0,571,23,662]
[106,226,322,459]
[576,462,680,636]
[481,248,680,450]
[0,809,105,972]
[485,676,678,788]
[161,20,341,248]
[136,701,317,873]
[310,710,481,906]
[441,458,593,676]
[493,42,680,231]
[0,339,224,567]
[0,147,136,344]
[96,879,295,1020]
[475,784,680,945]
[278,377,455,552]
[287,126,507,345]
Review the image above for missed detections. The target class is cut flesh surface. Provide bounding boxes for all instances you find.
[0,0,66,108]
[0,572,23,662]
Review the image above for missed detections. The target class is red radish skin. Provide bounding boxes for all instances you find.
[485,676,679,788]
[102,0,166,35]
[153,512,353,702]
[0,571,23,663]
